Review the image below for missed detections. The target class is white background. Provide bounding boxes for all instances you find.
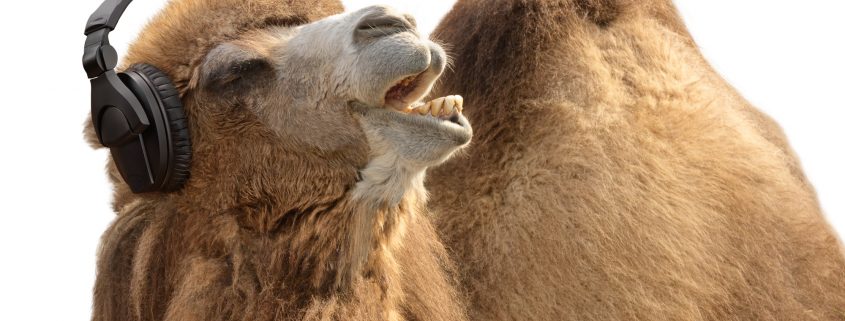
[0,1,842,320]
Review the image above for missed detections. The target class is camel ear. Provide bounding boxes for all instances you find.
[198,42,273,93]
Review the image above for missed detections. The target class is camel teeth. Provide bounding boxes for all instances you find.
[417,102,430,115]
[404,95,464,119]
[442,96,456,116]
[454,95,464,113]
[430,97,445,116]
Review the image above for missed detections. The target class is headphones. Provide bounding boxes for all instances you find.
[83,0,191,193]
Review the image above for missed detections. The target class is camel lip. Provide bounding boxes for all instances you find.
[394,108,467,128]
[349,96,472,148]
[379,95,470,139]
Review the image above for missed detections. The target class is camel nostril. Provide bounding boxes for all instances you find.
[356,15,413,38]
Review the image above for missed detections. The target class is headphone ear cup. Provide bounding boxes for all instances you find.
[122,64,192,192]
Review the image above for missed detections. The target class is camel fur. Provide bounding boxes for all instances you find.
[428,0,845,320]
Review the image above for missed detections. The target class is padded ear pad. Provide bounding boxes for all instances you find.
[118,64,191,192]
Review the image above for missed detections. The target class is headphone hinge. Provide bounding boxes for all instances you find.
[83,29,118,79]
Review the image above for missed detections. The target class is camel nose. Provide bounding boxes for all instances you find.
[355,6,417,39]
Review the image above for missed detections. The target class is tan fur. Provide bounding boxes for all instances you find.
[428,0,845,320]
[88,1,467,320]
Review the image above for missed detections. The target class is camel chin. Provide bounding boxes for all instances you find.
[352,95,473,172]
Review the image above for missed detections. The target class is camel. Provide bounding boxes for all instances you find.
[86,1,471,320]
[427,0,845,320]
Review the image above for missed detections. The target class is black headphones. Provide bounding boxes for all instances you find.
[83,0,191,193]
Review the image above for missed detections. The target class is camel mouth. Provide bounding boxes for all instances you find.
[387,95,467,129]
[381,71,466,128]
[353,93,471,148]
[385,73,424,107]
[383,67,439,113]
[352,93,470,143]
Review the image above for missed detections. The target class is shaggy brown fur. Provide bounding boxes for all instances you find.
[428,0,845,320]
[87,1,467,320]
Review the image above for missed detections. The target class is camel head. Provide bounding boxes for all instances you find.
[184,5,471,209]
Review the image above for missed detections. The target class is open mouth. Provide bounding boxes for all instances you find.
[385,73,424,106]
[383,74,464,126]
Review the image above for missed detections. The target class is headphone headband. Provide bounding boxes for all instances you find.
[85,0,132,35]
